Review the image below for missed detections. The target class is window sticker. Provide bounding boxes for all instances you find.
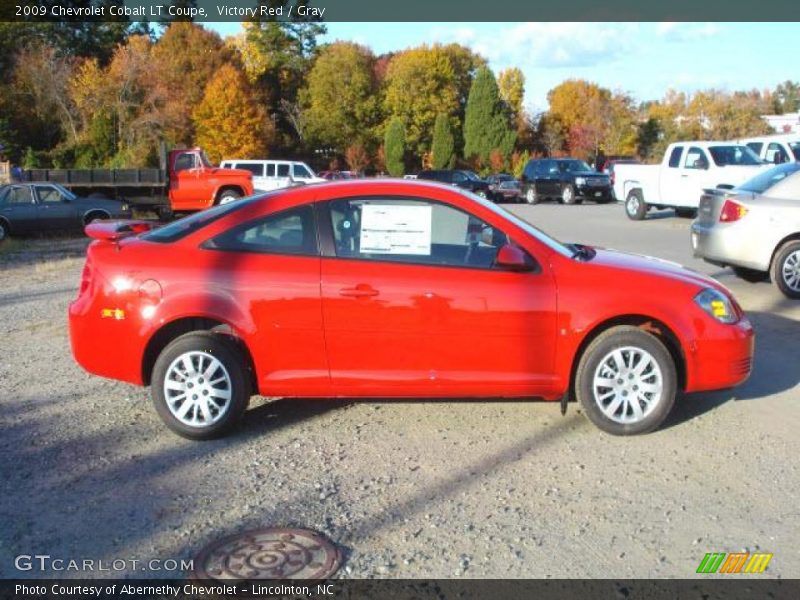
[360,204,432,255]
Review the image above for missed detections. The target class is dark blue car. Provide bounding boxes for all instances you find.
[0,182,131,242]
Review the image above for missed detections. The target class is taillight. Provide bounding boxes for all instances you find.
[719,199,748,223]
[78,261,92,295]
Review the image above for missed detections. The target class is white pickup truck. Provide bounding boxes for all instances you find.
[614,142,768,220]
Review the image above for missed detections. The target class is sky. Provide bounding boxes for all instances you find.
[206,22,799,112]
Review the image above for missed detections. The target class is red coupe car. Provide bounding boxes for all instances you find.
[69,180,753,439]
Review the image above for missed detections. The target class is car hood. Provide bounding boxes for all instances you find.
[587,247,721,291]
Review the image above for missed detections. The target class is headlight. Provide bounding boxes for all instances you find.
[575,177,586,185]
[121,203,129,211]
[694,288,738,324]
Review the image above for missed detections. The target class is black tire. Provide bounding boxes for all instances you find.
[83,211,110,226]
[575,326,677,436]
[562,185,577,205]
[151,332,250,440]
[732,266,769,283]
[625,189,647,221]
[525,186,539,205]
[0,219,9,243]
[675,207,697,219]
[217,189,241,205]
[771,240,800,299]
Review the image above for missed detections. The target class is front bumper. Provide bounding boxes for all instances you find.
[575,184,613,201]
[685,316,754,393]
[690,221,769,272]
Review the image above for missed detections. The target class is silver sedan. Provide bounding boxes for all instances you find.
[691,163,800,299]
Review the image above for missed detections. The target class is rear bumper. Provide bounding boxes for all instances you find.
[684,316,755,393]
[691,222,769,272]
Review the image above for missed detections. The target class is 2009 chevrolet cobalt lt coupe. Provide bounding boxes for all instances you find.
[69,180,754,439]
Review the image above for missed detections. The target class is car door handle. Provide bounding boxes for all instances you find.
[339,285,379,298]
[681,174,689,178]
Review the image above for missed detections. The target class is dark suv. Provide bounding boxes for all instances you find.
[520,158,613,205]
[416,169,490,198]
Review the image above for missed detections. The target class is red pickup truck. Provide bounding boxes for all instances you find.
[21,147,254,215]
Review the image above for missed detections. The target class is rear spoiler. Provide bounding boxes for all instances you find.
[85,220,156,242]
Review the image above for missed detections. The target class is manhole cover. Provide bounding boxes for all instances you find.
[193,528,341,581]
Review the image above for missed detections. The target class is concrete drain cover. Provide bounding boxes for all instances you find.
[193,528,341,581]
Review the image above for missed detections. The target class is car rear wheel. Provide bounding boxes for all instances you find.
[732,266,769,283]
[772,240,800,299]
[562,185,577,205]
[152,332,250,440]
[0,220,9,243]
[575,326,676,435]
[525,187,539,205]
[217,189,241,205]
[625,190,647,220]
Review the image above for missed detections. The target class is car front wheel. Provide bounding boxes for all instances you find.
[152,332,250,440]
[772,240,800,299]
[525,187,539,205]
[575,326,676,435]
[0,220,9,243]
[562,185,577,205]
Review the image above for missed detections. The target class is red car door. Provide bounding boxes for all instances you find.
[170,151,206,210]
[319,196,558,398]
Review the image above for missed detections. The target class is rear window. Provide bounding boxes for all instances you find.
[668,146,683,168]
[708,145,762,166]
[737,163,800,194]
[142,195,265,243]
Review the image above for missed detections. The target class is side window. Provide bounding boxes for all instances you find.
[328,198,511,269]
[174,153,197,172]
[205,205,318,256]
[668,146,683,168]
[238,163,264,177]
[277,164,290,177]
[266,164,276,177]
[766,143,788,164]
[37,186,67,203]
[746,142,763,156]
[451,172,467,183]
[6,186,34,205]
[684,147,708,169]
[293,164,311,179]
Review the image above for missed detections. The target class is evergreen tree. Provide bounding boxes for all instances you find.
[463,67,516,166]
[431,113,456,169]
[384,118,405,177]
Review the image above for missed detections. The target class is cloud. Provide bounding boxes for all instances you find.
[429,23,638,70]
[655,22,722,41]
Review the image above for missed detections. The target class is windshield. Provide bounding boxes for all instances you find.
[142,193,267,243]
[558,160,593,173]
[463,171,481,181]
[737,163,800,194]
[708,145,762,166]
[52,183,76,201]
[458,189,573,257]
[790,142,800,161]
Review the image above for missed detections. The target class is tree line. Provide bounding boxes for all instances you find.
[1,20,798,176]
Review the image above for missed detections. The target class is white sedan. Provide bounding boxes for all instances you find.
[691,163,800,298]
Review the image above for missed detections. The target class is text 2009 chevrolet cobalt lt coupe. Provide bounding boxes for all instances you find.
[69,180,754,439]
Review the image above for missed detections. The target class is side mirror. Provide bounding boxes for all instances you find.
[495,244,534,272]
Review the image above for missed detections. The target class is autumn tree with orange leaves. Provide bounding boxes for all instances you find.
[192,64,274,164]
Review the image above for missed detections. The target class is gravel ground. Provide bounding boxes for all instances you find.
[0,204,798,580]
